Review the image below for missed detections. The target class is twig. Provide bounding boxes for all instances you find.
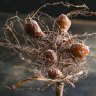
[12,71,83,89]
[56,82,64,96]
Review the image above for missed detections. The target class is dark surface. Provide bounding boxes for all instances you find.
[0,13,96,96]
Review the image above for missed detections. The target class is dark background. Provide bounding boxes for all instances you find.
[0,0,96,19]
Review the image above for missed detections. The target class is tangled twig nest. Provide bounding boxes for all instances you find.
[1,1,96,96]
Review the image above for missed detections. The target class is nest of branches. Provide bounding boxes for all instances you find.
[1,1,96,95]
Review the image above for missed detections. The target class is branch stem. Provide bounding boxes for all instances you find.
[56,82,64,96]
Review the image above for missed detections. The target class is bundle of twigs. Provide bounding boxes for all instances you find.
[1,1,96,96]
